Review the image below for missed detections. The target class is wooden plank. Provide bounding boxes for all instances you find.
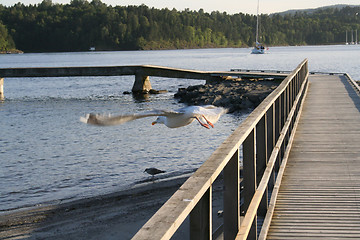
[242,129,257,239]
[223,150,240,240]
[190,187,212,240]
[266,74,360,239]
[258,77,309,240]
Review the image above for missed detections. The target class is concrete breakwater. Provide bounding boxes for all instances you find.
[175,78,281,113]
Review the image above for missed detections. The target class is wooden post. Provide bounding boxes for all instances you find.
[190,187,212,240]
[0,78,4,100]
[242,129,257,239]
[132,74,152,93]
[274,97,281,172]
[256,115,268,218]
[223,149,240,240]
[267,104,276,189]
[280,92,286,160]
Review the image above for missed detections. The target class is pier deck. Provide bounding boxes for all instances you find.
[266,74,360,239]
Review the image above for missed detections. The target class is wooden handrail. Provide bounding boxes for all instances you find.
[237,62,309,239]
[132,59,309,240]
[345,73,360,93]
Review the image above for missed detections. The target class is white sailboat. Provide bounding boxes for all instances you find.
[251,0,267,54]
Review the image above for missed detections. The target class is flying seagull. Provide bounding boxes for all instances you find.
[80,105,227,129]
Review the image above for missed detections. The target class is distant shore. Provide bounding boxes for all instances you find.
[0,49,24,54]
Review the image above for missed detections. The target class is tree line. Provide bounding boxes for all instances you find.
[0,0,359,52]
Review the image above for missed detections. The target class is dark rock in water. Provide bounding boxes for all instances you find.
[149,89,168,94]
[174,78,281,113]
[124,89,168,95]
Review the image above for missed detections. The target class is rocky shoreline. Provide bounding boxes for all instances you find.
[174,77,281,113]
[0,49,24,54]
[0,173,226,240]
[0,175,189,239]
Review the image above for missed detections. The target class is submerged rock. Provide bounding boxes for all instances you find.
[175,78,281,113]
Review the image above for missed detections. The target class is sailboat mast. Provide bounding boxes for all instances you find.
[346,30,348,44]
[256,0,260,43]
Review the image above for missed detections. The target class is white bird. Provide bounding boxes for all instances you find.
[80,105,227,129]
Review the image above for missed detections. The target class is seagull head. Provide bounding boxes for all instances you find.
[152,116,166,126]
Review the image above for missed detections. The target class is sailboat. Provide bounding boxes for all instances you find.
[251,0,267,54]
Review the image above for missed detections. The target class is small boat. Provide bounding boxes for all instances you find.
[251,0,267,54]
[252,41,266,54]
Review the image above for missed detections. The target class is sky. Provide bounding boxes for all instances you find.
[1,0,359,15]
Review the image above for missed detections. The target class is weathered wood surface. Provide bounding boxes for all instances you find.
[266,74,360,239]
[0,65,287,80]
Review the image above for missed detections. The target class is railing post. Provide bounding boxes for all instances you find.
[285,86,290,147]
[280,92,286,161]
[256,115,268,219]
[267,104,276,189]
[290,79,293,105]
[0,78,4,100]
[190,187,212,240]
[223,149,240,240]
[242,129,257,239]
[274,98,281,172]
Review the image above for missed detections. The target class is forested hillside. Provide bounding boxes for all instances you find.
[0,0,359,52]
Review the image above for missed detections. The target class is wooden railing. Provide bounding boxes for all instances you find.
[345,73,360,94]
[132,59,309,240]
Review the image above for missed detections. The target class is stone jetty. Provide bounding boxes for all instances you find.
[175,78,281,113]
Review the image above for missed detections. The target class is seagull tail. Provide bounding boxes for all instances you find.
[80,113,105,125]
[79,114,90,124]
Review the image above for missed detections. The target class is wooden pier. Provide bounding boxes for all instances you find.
[132,59,360,240]
[261,74,360,239]
[0,65,287,98]
[1,59,359,239]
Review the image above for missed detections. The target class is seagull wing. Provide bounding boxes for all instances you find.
[201,106,228,124]
[80,110,183,126]
[183,105,228,124]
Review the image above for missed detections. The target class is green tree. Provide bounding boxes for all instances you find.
[0,22,15,51]
[0,2,359,52]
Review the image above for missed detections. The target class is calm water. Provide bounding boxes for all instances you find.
[1,45,359,212]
